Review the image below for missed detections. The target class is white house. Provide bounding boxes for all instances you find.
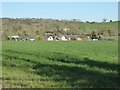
[48,36,53,41]
[61,36,67,41]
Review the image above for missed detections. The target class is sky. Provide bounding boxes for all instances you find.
[2,2,118,22]
[1,0,120,2]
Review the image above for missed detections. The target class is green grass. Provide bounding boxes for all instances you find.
[2,41,119,88]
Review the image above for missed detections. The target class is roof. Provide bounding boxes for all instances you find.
[8,36,20,38]
[64,35,79,38]
[45,33,53,35]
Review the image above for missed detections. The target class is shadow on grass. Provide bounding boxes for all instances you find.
[39,52,119,71]
[32,51,119,88]
[33,62,118,88]
[3,50,119,87]
[4,50,118,71]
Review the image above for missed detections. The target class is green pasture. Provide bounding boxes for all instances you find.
[2,41,119,88]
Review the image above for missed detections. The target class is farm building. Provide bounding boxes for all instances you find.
[8,36,21,41]
[8,36,35,41]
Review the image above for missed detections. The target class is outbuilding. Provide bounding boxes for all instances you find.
[8,36,21,41]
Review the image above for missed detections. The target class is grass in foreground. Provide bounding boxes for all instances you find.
[2,41,119,88]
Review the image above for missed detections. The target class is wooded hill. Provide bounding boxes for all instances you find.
[0,18,118,40]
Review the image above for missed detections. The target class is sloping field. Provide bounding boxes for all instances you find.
[2,41,119,88]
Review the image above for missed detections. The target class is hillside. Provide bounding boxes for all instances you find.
[0,18,118,40]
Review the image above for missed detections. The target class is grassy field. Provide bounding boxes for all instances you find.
[2,41,119,88]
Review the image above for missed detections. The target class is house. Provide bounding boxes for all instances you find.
[48,36,54,41]
[44,33,53,40]
[61,36,67,41]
